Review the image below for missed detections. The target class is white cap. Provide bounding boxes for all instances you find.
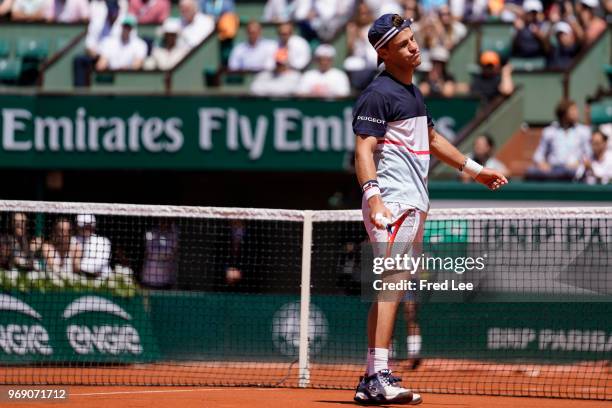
[314,44,336,59]
[523,0,543,12]
[430,46,449,62]
[162,17,181,34]
[554,21,573,35]
[76,214,96,227]
[579,0,599,8]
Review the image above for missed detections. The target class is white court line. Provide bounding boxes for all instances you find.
[72,388,283,397]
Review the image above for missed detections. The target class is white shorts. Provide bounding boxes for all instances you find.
[362,198,427,303]
[362,197,427,245]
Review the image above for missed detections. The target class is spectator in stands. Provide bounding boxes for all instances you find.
[0,0,13,19]
[73,0,122,86]
[432,5,467,50]
[46,0,89,22]
[546,21,581,69]
[274,22,311,71]
[228,20,277,72]
[42,218,81,278]
[200,0,234,19]
[419,46,465,98]
[576,0,607,45]
[401,0,421,22]
[460,134,510,182]
[200,0,239,67]
[364,0,402,17]
[296,44,350,98]
[470,51,514,103]
[224,219,245,286]
[511,0,547,59]
[178,0,215,49]
[96,14,148,71]
[74,214,112,278]
[142,219,178,289]
[344,2,378,90]
[576,130,612,184]
[8,213,33,271]
[605,0,612,22]
[128,0,169,24]
[526,99,592,181]
[144,18,188,70]
[294,0,355,43]
[10,0,52,21]
[250,48,301,96]
[85,0,123,58]
[0,235,11,271]
[262,0,296,23]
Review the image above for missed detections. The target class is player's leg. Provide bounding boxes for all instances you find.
[404,213,427,370]
[403,300,422,370]
[355,202,424,405]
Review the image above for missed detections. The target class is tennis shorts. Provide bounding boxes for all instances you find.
[361,198,427,245]
[362,198,427,302]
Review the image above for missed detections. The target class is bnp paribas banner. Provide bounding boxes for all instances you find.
[0,292,159,363]
[0,94,479,170]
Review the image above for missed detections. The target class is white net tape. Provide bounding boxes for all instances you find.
[0,200,611,221]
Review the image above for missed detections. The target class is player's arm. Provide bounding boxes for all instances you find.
[355,134,391,229]
[429,127,508,190]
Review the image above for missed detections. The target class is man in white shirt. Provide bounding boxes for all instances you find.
[84,0,125,58]
[144,17,188,70]
[96,14,147,70]
[294,0,354,42]
[576,130,612,184]
[178,0,214,49]
[74,214,112,279]
[272,22,311,70]
[251,48,301,96]
[10,0,52,21]
[46,0,90,22]
[296,44,351,98]
[228,20,277,71]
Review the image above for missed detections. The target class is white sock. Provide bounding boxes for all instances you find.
[367,348,389,376]
[407,335,422,357]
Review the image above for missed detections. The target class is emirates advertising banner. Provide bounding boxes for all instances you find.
[0,94,479,170]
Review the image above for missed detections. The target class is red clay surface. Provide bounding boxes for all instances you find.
[4,386,612,408]
[1,360,609,407]
[1,360,609,399]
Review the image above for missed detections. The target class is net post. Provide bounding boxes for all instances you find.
[298,210,313,388]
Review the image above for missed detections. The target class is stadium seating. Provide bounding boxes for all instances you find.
[0,24,84,87]
[590,98,612,125]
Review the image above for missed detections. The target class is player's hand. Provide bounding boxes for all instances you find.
[369,196,392,229]
[475,168,508,191]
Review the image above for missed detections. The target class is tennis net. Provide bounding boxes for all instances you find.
[0,200,609,400]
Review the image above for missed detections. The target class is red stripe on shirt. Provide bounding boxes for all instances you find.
[377,139,430,155]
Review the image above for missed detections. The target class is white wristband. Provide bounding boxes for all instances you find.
[364,186,381,201]
[463,158,483,178]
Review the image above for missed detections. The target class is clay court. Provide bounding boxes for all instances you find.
[6,386,611,408]
[2,360,610,407]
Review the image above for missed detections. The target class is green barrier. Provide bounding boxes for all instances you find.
[0,291,159,363]
[147,291,611,364]
[0,94,479,171]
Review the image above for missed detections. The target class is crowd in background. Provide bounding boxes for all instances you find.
[0,0,610,182]
[0,0,609,93]
[0,212,182,288]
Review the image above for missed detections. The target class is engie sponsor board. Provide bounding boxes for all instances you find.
[0,292,159,363]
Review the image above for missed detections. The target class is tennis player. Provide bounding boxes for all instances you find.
[353,14,507,405]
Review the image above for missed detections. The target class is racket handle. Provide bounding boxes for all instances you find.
[374,213,391,228]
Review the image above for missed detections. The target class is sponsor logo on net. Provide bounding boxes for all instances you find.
[272,301,328,357]
[63,296,142,355]
[0,294,52,355]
